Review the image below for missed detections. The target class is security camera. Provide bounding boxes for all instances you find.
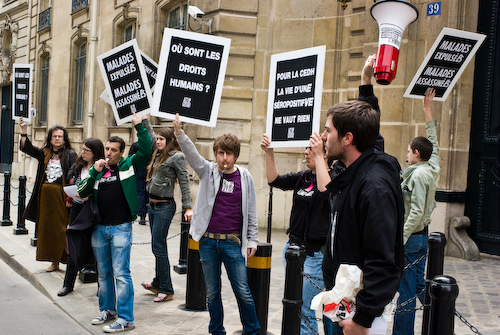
[188,6,205,19]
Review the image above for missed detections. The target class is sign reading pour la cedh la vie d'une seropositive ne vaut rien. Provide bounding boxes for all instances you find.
[266,46,325,148]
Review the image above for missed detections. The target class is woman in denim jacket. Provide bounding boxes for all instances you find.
[141,127,193,302]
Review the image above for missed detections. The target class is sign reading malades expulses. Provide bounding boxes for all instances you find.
[266,46,325,148]
[12,64,33,122]
[98,39,153,125]
[151,28,231,127]
[404,28,486,101]
[100,51,158,106]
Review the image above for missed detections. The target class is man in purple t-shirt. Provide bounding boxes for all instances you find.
[173,114,260,335]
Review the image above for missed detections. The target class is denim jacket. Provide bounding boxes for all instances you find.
[146,150,192,210]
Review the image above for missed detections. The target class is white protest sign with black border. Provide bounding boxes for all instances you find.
[97,39,153,125]
[266,46,326,148]
[12,64,33,122]
[151,28,231,127]
[100,50,158,105]
[404,27,486,101]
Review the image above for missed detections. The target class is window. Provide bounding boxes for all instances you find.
[73,42,86,123]
[121,22,135,44]
[167,3,187,30]
[40,57,49,123]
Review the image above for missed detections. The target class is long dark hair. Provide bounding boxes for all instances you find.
[75,138,105,171]
[146,127,181,180]
[44,125,73,151]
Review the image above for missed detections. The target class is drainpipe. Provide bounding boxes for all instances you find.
[86,0,99,138]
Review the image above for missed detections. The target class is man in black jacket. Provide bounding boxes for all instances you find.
[310,67,404,334]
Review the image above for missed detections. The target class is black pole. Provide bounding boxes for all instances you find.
[281,244,306,335]
[267,186,272,244]
[1,172,12,226]
[184,236,206,310]
[422,232,446,335]
[13,175,28,235]
[428,275,459,335]
[247,242,272,335]
[174,209,189,274]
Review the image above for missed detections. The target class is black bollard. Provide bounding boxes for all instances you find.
[1,172,12,226]
[427,275,459,335]
[282,244,306,335]
[174,210,189,274]
[421,232,446,335]
[13,175,28,235]
[184,236,206,310]
[247,242,272,335]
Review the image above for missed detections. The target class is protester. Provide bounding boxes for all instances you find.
[141,127,193,302]
[77,112,152,333]
[393,88,440,335]
[58,138,104,297]
[261,133,330,334]
[19,117,77,272]
[173,113,260,335]
[310,98,404,335]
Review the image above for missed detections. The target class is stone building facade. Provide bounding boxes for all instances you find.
[0,0,497,254]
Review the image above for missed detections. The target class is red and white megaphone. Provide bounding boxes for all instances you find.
[371,0,419,85]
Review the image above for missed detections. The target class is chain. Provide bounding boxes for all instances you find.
[403,253,427,272]
[9,183,19,190]
[297,312,321,335]
[300,270,326,292]
[9,200,18,206]
[454,309,482,334]
[394,304,426,315]
[393,288,426,315]
[132,226,189,245]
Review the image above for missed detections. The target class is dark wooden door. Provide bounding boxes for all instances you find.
[465,0,500,256]
[0,84,14,173]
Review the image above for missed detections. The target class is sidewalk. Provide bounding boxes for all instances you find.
[0,179,499,334]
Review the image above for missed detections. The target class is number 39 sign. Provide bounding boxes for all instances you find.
[427,2,441,16]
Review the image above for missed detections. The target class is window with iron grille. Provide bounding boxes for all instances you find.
[40,57,49,124]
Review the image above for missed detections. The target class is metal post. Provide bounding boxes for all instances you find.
[184,236,206,310]
[267,186,272,243]
[281,244,306,335]
[428,276,459,335]
[174,209,189,274]
[422,232,446,335]
[13,175,28,235]
[1,172,12,226]
[247,242,272,335]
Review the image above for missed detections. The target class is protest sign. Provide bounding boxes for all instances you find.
[100,50,158,105]
[404,27,486,101]
[12,64,33,122]
[97,39,153,125]
[266,46,326,148]
[151,28,231,127]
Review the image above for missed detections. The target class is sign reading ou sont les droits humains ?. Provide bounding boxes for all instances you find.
[266,46,326,148]
[100,51,158,106]
[12,64,33,122]
[151,28,231,128]
[97,39,153,125]
[404,27,486,101]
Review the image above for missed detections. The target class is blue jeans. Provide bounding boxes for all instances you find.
[148,202,176,294]
[393,234,428,335]
[283,241,325,335]
[92,222,135,325]
[323,317,343,335]
[199,236,260,335]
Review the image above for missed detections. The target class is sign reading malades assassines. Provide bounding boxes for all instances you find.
[151,28,231,127]
[12,64,33,122]
[266,46,326,148]
[97,39,153,125]
[404,27,486,101]
[100,51,158,105]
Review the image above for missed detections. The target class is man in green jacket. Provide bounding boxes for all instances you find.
[393,88,441,335]
[78,113,152,333]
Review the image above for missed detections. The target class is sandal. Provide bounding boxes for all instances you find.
[141,282,159,295]
[154,293,173,303]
